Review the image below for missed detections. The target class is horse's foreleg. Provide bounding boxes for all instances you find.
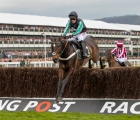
[100,57,107,69]
[55,69,64,103]
[56,81,62,98]
[57,76,69,102]
[58,68,74,101]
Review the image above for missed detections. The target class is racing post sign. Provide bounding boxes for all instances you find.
[0,98,140,114]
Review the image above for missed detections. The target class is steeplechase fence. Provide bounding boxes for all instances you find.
[0,67,140,99]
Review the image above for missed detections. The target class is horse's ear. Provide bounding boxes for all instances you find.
[59,36,63,41]
[112,54,115,58]
[60,34,64,39]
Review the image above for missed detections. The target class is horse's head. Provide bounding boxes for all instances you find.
[50,37,61,63]
[50,36,68,63]
[104,49,114,61]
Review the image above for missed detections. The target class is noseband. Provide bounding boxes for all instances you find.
[51,42,60,56]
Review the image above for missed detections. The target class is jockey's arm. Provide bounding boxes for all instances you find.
[63,20,71,35]
[111,48,117,54]
[111,48,117,59]
[118,47,126,58]
[73,21,84,36]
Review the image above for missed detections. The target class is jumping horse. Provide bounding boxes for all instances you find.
[51,35,104,103]
[101,49,132,67]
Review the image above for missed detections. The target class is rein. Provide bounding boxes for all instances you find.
[60,40,69,56]
[59,40,78,60]
[59,49,79,60]
[51,39,78,61]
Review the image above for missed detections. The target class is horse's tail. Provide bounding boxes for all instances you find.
[99,56,105,69]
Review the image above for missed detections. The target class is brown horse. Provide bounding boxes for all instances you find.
[51,36,104,103]
[101,49,131,67]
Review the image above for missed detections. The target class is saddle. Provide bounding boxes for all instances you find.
[70,40,90,60]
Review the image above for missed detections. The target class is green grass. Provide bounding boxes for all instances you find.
[0,111,140,120]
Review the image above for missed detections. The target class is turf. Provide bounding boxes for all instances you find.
[0,111,140,120]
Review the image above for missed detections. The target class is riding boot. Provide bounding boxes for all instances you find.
[80,41,89,58]
[123,62,128,67]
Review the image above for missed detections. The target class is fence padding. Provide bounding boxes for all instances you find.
[0,67,140,99]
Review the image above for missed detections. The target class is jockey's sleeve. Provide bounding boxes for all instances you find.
[73,21,84,35]
[118,47,126,58]
[111,48,117,54]
[63,20,71,35]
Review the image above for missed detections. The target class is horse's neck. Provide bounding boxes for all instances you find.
[60,42,74,57]
[108,58,120,67]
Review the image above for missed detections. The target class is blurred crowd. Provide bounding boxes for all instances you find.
[1,24,140,36]
[0,23,140,62]
[0,36,140,46]
[0,50,53,63]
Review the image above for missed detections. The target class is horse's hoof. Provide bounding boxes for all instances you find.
[54,100,59,104]
[58,97,63,102]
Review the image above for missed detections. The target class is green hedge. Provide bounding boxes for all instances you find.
[0,67,140,99]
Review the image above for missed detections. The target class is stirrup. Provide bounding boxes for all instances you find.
[83,53,89,58]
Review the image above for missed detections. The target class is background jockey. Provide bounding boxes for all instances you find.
[111,41,128,66]
[62,11,88,58]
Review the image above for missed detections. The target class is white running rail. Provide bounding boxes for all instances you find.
[0,59,140,67]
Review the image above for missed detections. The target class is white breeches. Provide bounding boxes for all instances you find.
[68,32,87,42]
[116,58,127,63]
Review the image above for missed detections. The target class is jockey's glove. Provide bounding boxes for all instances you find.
[69,34,73,38]
[62,34,66,38]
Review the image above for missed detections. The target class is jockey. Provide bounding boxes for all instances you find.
[62,11,88,58]
[111,41,128,66]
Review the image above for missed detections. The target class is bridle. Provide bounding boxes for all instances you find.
[51,39,69,57]
[51,42,60,56]
[51,39,79,61]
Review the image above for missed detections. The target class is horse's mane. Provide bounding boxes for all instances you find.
[105,49,115,59]
[105,49,111,53]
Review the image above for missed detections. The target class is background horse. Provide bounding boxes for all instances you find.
[101,49,131,67]
[51,36,104,103]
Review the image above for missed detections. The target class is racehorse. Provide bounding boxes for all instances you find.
[101,49,131,67]
[51,35,104,103]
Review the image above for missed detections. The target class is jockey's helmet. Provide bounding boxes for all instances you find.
[69,11,78,19]
[117,41,123,47]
